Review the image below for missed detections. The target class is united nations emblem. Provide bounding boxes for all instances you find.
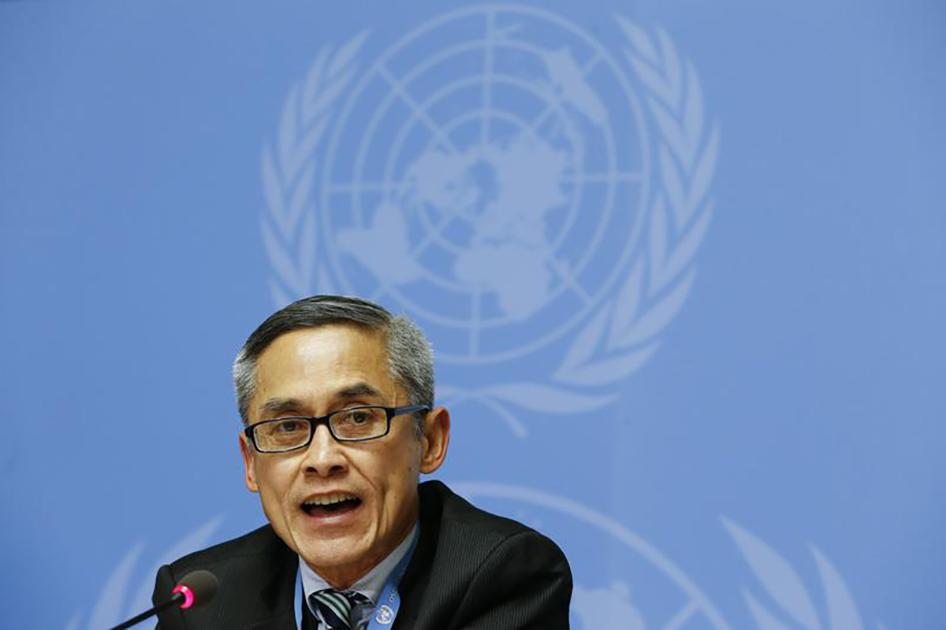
[261,5,718,422]
[374,603,395,624]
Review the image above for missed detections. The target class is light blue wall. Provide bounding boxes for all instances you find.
[1,1,943,627]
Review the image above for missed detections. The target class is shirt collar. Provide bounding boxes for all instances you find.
[299,522,419,605]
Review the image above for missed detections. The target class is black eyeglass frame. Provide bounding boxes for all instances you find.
[243,404,430,453]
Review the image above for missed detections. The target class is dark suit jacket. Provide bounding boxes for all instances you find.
[153,480,572,629]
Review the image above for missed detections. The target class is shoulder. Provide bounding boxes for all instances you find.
[419,479,564,557]
[420,479,532,535]
[397,481,571,629]
[165,523,292,576]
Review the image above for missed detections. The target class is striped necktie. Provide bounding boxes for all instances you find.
[309,589,371,630]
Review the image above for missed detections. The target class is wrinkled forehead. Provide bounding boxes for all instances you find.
[250,324,399,414]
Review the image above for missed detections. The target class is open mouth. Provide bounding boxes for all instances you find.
[301,493,363,517]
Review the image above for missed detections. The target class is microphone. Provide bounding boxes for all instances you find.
[109,569,219,630]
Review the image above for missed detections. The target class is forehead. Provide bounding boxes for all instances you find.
[252,324,394,406]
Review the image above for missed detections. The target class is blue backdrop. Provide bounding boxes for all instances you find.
[1,1,944,628]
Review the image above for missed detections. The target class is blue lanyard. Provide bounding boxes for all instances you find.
[294,531,418,629]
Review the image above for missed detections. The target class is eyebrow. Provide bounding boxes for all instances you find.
[257,382,386,418]
[336,382,385,400]
[258,398,305,417]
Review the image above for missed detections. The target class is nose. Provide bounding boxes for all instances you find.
[300,424,348,477]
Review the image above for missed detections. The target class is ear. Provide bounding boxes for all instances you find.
[419,406,450,474]
[239,432,260,493]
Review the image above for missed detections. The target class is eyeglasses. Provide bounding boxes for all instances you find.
[244,405,429,453]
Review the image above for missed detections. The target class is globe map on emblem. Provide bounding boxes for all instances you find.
[319,5,652,363]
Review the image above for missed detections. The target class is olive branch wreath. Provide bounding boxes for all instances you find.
[260,32,368,307]
[260,21,718,435]
[723,519,883,630]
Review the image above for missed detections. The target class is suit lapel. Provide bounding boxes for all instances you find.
[394,482,444,629]
[239,551,297,629]
[214,527,299,629]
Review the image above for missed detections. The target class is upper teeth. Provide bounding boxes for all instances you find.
[304,493,357,506]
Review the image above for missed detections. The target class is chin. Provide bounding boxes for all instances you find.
[299,538,374,584]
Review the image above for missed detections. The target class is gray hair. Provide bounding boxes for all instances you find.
[233,295,434,433]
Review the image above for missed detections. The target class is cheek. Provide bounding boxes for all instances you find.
[255,461,295,502]
[359,436,424,505]
[373,457,416,499]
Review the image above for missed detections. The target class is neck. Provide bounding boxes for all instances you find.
[308,517,417,589]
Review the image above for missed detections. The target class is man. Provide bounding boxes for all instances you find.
[153,295,572,629]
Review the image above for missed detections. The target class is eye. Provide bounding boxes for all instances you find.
[348,410,372,424]
[274,419,306,433]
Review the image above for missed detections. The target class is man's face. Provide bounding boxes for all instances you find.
[238,324,448,587]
